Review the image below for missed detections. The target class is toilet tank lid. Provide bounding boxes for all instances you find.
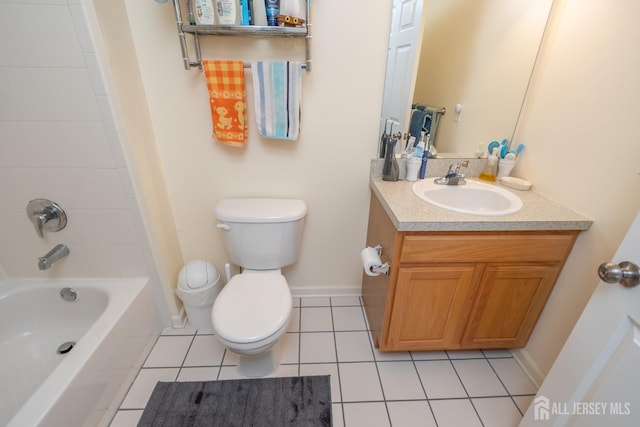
[216,198,307,223]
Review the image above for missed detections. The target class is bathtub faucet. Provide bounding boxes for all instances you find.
[38,244,70,270]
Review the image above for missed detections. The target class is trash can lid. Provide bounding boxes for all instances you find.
[178,260,220,290]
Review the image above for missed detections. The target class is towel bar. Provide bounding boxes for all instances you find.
[187,61,310,70]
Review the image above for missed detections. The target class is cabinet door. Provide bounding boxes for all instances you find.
[462,264,561,348]
[386,265,476,351]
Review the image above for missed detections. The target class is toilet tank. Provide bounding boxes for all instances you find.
[215,198,307,270]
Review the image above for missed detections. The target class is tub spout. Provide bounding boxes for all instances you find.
[38,244,70,270]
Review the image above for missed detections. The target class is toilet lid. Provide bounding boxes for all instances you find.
[212,274,291,344]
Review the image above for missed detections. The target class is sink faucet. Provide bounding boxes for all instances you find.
[38,244,70,270]
[434,161,469,185]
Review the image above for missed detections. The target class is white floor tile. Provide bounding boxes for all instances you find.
[387,401,437,427]
[177,367,220,382]
[373,347,412,361]
[120,368,179,409]
[280,332,300,364]
[160,327,196,336]
[489,358,538,395]
[472,397,523,427]
[301,297,330,307]
[292,297,301,307]
[332,306,367,331]
[453,359,508,397]
[300,307,334,331]
[221,349,239,365]
[482,349,513,358]
[339,362,384,402]
[513,394,535,414]
[217,363,298,380]
[377,361,426,400]
[343,402,390,427]
[109,410,143,427]
[300,332,336,363]
[299,363,341,402]
[331,296,361,306]
[331,403,344,427]
[430,399,483,427]
[411,350,448,360]
[287,308,301,332]
[143,336,192,368]
[415,360,467,399]
[335,331,374,362]
[446,349,484,359]
[182,335,226,367]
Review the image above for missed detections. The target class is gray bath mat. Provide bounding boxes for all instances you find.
[138,375,332,426]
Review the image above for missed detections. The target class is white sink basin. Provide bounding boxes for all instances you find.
[412,179,523,216]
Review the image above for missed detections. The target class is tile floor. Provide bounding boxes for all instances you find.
[110,296,537,427]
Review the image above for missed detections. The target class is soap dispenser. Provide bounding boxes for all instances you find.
[479,147,499,182]
[382,136,399,181]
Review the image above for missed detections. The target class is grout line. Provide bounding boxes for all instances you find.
[448,358,486,427]
[327,297,347,427]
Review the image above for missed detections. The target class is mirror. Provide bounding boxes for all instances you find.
[382,0,552,158]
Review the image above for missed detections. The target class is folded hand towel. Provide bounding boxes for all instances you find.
[202,60,247,146]
[251,61,302,141]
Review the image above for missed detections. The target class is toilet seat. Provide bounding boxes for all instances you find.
[212,273,291,344]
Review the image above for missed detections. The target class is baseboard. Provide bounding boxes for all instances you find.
[171,307,187,328]
[289,284,362,298]
[511,348,546,388]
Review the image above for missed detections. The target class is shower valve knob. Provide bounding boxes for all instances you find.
[26,199,67,238]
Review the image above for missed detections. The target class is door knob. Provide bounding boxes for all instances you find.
[597,261,640,288]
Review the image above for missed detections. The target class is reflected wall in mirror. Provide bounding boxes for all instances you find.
[383,0,552,158]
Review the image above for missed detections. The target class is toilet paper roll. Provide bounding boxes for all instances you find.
[361,247,383,277]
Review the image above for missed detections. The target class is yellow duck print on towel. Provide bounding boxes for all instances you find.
[203,61,248,147]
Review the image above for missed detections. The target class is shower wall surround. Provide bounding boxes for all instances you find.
[0,0,173,324]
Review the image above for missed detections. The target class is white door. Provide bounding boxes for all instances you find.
[520,211,640,426]
[379,0,424,146]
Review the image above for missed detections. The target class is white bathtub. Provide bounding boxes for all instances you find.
[1,278,156,427]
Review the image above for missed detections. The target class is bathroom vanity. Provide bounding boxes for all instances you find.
[362,177,592,352]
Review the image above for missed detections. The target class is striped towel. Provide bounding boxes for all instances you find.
[202,60,247,147]
[251,61,302,141]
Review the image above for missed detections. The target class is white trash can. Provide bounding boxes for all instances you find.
[175,260,223,330]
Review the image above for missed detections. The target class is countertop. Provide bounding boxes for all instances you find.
[370,177,592,232]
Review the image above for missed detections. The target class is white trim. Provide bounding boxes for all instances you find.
[512,348,545,388]
[289,284,362,298]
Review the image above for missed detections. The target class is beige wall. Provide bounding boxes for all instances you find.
[122,0,392,294]
[512,0,640,379]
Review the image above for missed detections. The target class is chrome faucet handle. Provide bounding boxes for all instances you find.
[26,199,67,238]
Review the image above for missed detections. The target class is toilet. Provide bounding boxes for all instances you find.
[211,198,307,377]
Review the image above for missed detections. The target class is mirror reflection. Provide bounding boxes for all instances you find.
[382,0,552,158]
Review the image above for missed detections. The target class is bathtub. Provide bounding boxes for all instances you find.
[1,277,156,427]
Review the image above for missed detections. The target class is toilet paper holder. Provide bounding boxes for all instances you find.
[371,245,390,276]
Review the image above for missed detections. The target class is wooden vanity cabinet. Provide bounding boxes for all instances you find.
[362,192,579,352]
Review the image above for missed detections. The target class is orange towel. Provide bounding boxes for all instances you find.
[202,60,248,146]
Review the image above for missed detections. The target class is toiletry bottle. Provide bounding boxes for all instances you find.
[252,0,268,25]
[194,0,216,25]
[265,0,280,26]
[216,0,240,25]
[382,136,399,182]
[479,147,499,182]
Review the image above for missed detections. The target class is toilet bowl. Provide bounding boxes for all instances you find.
[212,271,291,376]
[211,198,306,377]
